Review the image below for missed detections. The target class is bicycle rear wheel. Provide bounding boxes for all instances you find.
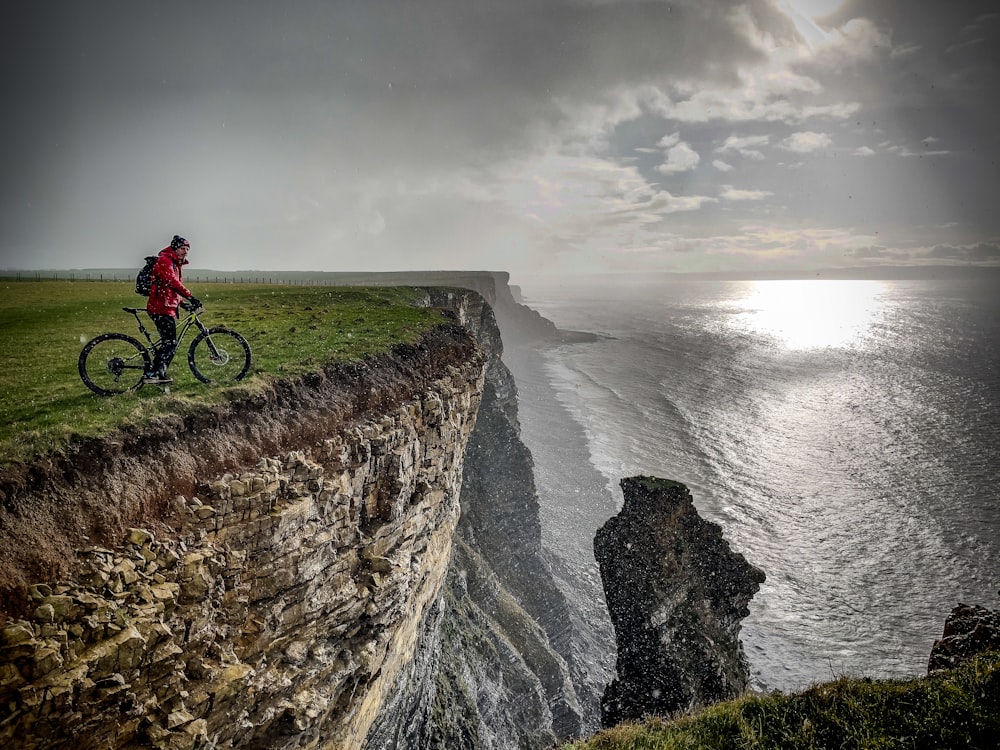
[79,333,151,396]
[188,327,252,384]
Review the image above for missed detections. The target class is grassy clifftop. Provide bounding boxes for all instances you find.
[561,651,1000,749]
[0,280,448,465]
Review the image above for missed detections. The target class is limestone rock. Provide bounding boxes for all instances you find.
[0,281,593,750]
[0,322,485,750]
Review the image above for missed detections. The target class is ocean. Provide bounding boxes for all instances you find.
[506,276,1000,693]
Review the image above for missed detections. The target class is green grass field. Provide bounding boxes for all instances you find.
[0,280,448,465]
[561,652,1000,750]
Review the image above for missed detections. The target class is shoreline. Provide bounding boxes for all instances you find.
[502,341,619,687]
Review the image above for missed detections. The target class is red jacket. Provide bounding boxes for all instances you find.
[146,247,193,317]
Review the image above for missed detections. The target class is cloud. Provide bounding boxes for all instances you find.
[946,38,986,54]
[656,133,701,174]
[692,224,876,264]
[847,245,892,259]
[853,146,876,157]
[781,131,832,152]
[884,142,952,158]
[477,150,719,272]
[717,134,770,160]
[713,159,734,172]
[890,43,921,59]
[649,86,859,125]
[811,18,891,69]
[719,185,773,201]
[929,243,1000,261]
[644,10,873,129]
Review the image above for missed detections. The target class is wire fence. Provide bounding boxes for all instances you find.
[0,271,350,286]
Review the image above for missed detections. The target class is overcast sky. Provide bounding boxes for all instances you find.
[2,1,998,276]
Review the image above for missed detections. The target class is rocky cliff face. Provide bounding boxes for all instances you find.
[0,282,599,750]
[364,286,596,749]
[0,326,484,749]
[594,476,765,727]
[0,325,480,604]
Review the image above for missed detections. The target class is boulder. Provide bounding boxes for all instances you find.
[928,603,1000,671]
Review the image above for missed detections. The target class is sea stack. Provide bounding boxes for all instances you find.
[594,476,765,727]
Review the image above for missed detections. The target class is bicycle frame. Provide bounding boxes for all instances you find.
[124,306,212,358]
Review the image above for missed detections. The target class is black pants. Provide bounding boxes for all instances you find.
[149,313,178,376]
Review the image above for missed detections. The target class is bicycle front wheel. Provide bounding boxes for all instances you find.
[79,333,151,396]
[188,327,252,384]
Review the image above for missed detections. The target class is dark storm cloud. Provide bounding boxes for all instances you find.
[2,1,790,150]
[1,0,804,268]
[2,1,998,274]
[821,1,1000,143]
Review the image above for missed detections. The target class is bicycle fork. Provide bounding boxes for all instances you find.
[194,318,225,361]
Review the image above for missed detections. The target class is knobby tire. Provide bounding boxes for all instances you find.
[78,333,151,396]
[187,327,252,384]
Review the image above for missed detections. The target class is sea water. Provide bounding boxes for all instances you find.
[508,277,1000,692]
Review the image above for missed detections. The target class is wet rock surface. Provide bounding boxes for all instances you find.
[928,603,1000,672]
[595,476,765,727]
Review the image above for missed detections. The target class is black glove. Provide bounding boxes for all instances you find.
[188,297,202,309]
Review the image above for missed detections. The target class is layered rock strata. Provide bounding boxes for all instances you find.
[594,476,765,727]
[0,326,484,749]
[0,324,479,605]
[0,279,601,750]
[364,287,594,749]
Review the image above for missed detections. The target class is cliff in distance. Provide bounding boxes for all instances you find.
[365,283,601,748]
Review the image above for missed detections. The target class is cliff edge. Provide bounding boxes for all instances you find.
[0,280,599,750]
[0,317,486,749]
[364,285,597,749]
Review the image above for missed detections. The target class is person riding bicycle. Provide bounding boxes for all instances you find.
[143,235,201,384]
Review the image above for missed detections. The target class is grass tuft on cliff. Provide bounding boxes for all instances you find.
[0,280,448,465]
[560,652,1000,749]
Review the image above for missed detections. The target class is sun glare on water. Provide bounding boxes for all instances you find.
[729,279,887,350]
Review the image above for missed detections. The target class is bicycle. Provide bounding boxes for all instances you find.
[78,303,252,396]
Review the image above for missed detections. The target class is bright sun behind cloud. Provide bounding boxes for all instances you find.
[777,0,847,47]
[782,0,846,19]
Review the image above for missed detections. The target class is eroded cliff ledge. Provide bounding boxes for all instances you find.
[0,322,480,611]
[594,476,765,727]
[0,280,599,750]
[0,317,485,749]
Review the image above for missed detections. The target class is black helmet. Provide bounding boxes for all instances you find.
[170,235,191,249]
